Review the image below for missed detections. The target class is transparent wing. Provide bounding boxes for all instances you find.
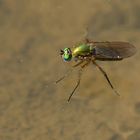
[93,42,136,61]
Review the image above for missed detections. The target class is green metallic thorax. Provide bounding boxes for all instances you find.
[72,43,94,57]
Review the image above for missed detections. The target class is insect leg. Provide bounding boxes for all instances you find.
[92,60,120,96]
[55,69,73,84]
[81,60,90,68]
[68,59,92,102]
[73,60,84,67]
[56,60,84,84]
[67,68,83,102]
[84,38,90,43]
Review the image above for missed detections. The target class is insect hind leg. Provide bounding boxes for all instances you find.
[92,60,120,96]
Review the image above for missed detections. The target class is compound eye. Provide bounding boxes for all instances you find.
[67,48,71,54]
[63,48,72,61]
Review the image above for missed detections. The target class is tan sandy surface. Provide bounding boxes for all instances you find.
[0,0,140,140]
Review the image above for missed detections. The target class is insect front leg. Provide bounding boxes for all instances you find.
[56,58,83,84]
[72,60,84,67]
[81,60,91,68]
[55,69,73,84]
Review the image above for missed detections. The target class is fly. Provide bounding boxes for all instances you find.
[58,39,136,102]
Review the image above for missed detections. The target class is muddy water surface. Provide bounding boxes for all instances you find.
[0,0,140,140]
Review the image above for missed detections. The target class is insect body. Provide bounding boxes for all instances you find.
[59,39,136,101]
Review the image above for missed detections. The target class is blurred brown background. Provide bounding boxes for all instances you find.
[0,0,140,140]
